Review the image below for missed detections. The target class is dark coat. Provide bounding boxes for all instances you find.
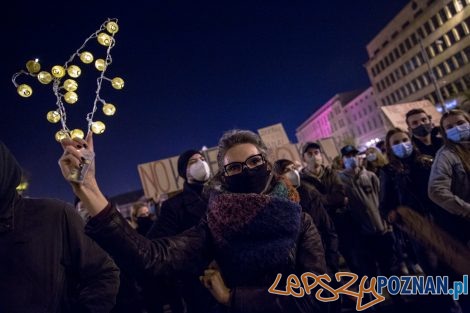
[147,182,207,238]
[85,192,326,313]
[0,197,120,313]
[297,182,339,272]
[411,126,443,158]
[145,182,214,313]
[300,166,347,214]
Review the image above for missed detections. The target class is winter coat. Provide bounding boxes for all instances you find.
[338,168,386,235]
[0,197,120,313]
[379,153,436,218]
[411,126,443,158]
[300,166,347,214]
[297,182,339,272]
[145,181,215,313]
[147,182,208,238]
[85,183,326,313]
[428,144,470,245]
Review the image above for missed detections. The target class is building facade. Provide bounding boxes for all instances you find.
[366,0,470,109]
[342,87,387,149]
[296,89,385,149]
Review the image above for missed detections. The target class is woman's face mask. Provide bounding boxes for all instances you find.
[224,163,270,194]
[391,142,413,159]
[283,169,300,188]
[446,123,470,143]
[366,153,377,162]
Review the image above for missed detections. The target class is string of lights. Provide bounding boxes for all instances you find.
[11,18,123,142]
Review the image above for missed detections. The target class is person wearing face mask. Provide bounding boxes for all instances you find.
[273,159,339,276]
[406,108,443,158]
[429,109,470,313]
[58,130,326,313]
[364,147,388,176]
[299,142,347,215]
[144,149,215,313]
[338,146,397,278]
[428,110,470,246]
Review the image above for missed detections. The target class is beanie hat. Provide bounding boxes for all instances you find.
[177,149,200,180]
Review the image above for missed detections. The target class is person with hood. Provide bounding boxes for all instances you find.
[58,130,326,313]
[405,108,443,158]
[145,149,216,313]
[0,141,120,313]
[338,145,396,277]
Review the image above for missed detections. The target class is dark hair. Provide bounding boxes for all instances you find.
[272,159,294,176]
[216,129,268,170]
[405,108,429,126]
[440,109,470,174]
[385,128,417,172]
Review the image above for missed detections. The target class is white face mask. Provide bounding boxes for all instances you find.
[284,169,300,187]
[188,160,211,183]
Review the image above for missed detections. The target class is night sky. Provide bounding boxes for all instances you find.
[1,0,409,202]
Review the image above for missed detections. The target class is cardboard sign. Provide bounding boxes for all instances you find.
[380,100,442,130]
[258,123,290,148]
[138,156,184,199]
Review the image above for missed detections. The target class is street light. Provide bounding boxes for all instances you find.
[419,37,447,113]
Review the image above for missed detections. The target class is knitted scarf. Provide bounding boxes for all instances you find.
[207,181,302,288]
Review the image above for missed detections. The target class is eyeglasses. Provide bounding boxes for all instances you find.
[224,154,265,176]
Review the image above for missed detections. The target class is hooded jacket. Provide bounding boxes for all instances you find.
[0,141,120,313]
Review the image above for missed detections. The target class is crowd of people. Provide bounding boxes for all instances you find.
[0,108,469,313]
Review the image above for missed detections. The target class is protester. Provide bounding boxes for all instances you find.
[131,202,154,236]
[0,141,120,313]
[338,145,397,277]
[405,108,443,157]
[380,128,463,312]
[273,159,339,275]
[364,147,387,176]
[145,149,215,313]
[428,109,470,246]
[59,130,326,313]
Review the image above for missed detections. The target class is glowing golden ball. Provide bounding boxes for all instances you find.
[106,21,119,34]
[70,129,85,140]
[102,103,116,116]
[55,130,69,142]
[26,60,41,73]
[80,51,94,64]
[63,79,78,92]
[46,110,61,123]
[37,71,53,84]
[17,84,32,97]
[91,121,106,134]
[64,91,78,104]
[97,33,112,46]
[111,77,124,89]
[51,65,66,78]
[67,65,81,78]
[95,59,107,71]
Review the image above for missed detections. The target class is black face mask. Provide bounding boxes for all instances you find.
[224,163,270,194]
[137,216,154,235]
[412,123,433,137]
